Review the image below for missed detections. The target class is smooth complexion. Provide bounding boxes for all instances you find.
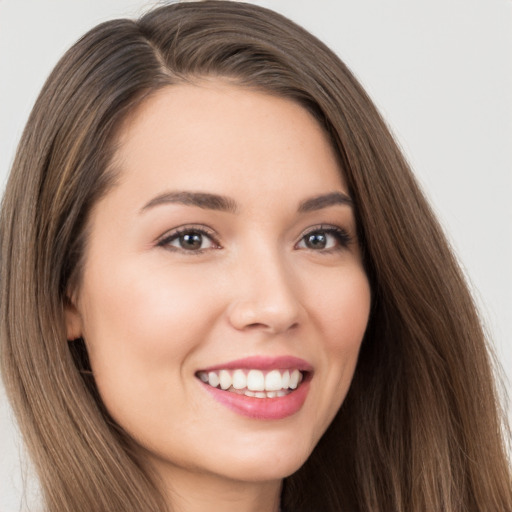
[66,82,371,512]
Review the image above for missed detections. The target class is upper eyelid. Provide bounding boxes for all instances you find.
[298,223,351,238]
[156,224,220,246]
[300,224,341,234]
[295,224,353,247]
[155,223,352,247]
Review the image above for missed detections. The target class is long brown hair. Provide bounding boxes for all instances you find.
[1,2,510,511]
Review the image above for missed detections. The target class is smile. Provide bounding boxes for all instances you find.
[196,356,312,419]
[196,368,304,398]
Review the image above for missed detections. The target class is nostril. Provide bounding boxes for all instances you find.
[225,273,303,333]
[246,322,267,329]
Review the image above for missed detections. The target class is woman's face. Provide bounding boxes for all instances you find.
[66,82,371,487]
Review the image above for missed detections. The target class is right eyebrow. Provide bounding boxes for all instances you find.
[297,191,353,213]
[140,191,239,214]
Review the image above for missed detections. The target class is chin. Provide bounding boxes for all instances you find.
[207,441,314,483]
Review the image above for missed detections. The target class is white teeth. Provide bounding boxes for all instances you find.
[219,370,231,390]
[289,369,301,389]
[244,390,286,398]
[281,370,290,388]
[198,367,306,395]
[208,371,220,388]
[232,369,246,389]
[265,369,283,391]
[247,370,265,391]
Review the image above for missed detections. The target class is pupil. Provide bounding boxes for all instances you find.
[306,233,326,249]
[180,233,202,250]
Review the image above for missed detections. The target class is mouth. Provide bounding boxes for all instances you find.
[195,356,312,420]
[196,368,306,398]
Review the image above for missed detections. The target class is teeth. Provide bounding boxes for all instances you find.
[208,371,220,388]
[219,370,231,390]
[247,370,265,391]
[265,369,283,391]
[289,369,301,389]
[232,369,246,389]
[281,370,290,388]
[197,368,306,396]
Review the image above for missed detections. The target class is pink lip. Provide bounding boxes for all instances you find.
[198,355,313,373]
[197,356,313,420]
[200,378,311,420]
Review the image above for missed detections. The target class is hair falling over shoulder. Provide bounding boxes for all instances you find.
[0,2,510,511]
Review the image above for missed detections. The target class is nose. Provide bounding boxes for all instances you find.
[226,249,303,335]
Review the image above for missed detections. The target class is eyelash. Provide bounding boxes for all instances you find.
[298,225,353,253]
[157,225,220,255]
[156,224,352,254]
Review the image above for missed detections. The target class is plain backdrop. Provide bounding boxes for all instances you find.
[1,0,511,509]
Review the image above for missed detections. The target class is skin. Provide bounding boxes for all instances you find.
[66,81,371,512]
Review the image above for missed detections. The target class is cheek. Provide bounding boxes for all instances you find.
[314,265,371,353]
[82,259,219,356]
[308,266,370,427]
[77,260,223,418]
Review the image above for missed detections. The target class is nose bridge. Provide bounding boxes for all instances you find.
[227,238,302,333]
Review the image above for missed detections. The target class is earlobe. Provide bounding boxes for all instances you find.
[64,296,83,341]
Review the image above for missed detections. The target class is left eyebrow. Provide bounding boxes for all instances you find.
[140,191,239,214]
[297,192,353,213]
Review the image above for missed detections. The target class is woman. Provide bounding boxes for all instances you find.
[1,1,510,511]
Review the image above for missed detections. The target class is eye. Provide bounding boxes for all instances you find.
[157,226,219,253]
[296,226,351,251]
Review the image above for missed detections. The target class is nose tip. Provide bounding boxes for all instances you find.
[227,298,301,334]
[226,265,303,335]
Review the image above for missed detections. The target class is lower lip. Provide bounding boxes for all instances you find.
[200,378,311,420]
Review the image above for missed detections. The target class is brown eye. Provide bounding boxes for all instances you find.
[296,226,352,251]
[158,227,219,252]
[304,232,328,249]
[178,232,204,250]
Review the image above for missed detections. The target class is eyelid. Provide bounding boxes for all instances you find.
[155,223,352,253]
[156,224,221,251]
[295,224,353,250]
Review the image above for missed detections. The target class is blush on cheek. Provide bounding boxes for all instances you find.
[320,275,371,346]
[90,265,210,353]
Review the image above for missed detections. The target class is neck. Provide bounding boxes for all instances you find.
[156,465,282,512]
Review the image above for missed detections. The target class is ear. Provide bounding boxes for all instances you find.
[64,295,83,341]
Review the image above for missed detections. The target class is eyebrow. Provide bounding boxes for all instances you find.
[140,190,352,215]
[140,191,239,214]
[297,192,353,213]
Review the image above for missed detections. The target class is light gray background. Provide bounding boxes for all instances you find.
[1,0,511,510]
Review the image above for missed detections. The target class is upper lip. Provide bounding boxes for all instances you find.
[198,355,313,373]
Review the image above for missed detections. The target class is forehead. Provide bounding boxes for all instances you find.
[110,81,346,206]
